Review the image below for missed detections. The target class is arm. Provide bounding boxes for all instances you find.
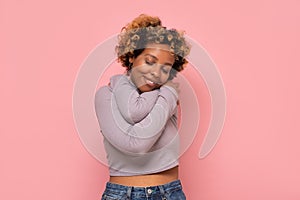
[112,75,159,124]
[95,85,178,154]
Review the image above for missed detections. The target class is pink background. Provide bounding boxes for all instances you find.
[1,0,300,199]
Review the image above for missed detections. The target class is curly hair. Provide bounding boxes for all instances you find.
[115,14,191,80]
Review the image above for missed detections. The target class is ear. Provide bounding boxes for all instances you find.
[129,57,134,63]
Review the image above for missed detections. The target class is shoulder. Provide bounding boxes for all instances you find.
[110,74,129,87]
[95,74,129,99]
[95,85,111,101]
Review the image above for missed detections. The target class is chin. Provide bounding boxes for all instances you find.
[138,85,157,93]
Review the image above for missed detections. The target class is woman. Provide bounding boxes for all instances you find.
[95,14,191,200]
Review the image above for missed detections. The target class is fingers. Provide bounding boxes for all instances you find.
[165,80,180,94]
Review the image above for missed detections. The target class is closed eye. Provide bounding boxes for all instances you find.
[144,54,157,66]
[145,60,155,66]
[161,65,172,74]
[162,68,170,74]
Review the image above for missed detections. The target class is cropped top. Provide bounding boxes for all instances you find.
[94,74,180,176]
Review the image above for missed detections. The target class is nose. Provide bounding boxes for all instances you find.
[150,64,161,79]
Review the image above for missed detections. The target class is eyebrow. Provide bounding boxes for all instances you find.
[144,54,173,67]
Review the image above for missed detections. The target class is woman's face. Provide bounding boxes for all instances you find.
[129,43,175,92]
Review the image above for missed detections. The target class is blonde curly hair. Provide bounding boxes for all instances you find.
[116,14,191,80]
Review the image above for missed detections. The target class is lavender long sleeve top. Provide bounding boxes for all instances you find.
[94,74,180,176]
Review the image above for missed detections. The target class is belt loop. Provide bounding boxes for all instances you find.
[126,186,132,199]
[158,185,166,199]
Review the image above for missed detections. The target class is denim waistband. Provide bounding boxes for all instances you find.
[103,179,183,199]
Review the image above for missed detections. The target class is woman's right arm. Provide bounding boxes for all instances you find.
[94,85,178,154]
[112,75,159,124]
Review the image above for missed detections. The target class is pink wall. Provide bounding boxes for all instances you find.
[1,0,300,199]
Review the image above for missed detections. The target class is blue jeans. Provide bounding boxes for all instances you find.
[101,180,186,200]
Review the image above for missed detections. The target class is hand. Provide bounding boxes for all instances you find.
[164,80,180,94]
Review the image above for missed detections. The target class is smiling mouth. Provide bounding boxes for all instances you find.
[144,78,159,87]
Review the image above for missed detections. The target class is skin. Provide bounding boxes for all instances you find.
[109,43,180,186]
[129,43,180,94]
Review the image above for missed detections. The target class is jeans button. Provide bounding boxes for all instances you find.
[147,188,152,194]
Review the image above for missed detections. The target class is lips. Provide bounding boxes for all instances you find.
[145,79,155,86]
[144,76,160,88]
[134,76,162,92]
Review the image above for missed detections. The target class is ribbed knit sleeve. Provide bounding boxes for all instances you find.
[112,75,159,124]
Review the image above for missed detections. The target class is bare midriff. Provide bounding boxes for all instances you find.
[109,166,178,187]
